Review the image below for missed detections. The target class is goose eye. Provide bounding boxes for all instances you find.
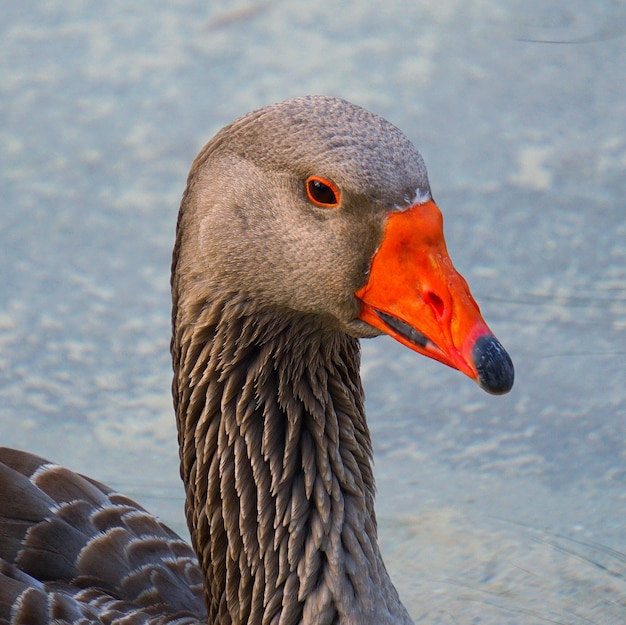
[306,176,341,208]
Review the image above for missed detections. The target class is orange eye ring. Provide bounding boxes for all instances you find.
[306,176,341,208]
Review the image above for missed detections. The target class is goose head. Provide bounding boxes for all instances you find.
[173,95,513,395]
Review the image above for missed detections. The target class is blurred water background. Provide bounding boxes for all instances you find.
[1,1,626,622]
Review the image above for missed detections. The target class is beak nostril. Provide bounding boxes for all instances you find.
[424,291,445,319]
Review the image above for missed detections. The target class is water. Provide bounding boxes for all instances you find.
[1,1,625,622]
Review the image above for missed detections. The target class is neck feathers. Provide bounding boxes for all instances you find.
[171,296,411,625]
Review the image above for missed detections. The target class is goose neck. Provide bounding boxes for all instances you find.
[172,300,412,625]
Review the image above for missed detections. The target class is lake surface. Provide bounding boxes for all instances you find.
[1,1,625,622]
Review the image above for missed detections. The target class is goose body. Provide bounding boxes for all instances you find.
[0,96,513,625]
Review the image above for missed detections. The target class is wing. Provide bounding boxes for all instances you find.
[0,448,207,625]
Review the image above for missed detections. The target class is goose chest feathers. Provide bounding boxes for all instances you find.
[0,96,513,625]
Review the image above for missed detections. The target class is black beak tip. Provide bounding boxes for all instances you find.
[473,334,514,395]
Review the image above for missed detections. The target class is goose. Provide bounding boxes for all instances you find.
[0,96,513,625]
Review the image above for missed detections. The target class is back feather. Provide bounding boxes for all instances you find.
[0,448,206,625]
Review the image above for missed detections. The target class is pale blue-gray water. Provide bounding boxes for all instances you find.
[1,1,625,622]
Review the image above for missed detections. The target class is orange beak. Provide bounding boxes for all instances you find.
[356,200,513,395]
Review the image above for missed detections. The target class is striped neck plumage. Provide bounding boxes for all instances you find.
[171,296,414,625]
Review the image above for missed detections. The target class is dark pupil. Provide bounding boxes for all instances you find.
[309,179,336,204]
